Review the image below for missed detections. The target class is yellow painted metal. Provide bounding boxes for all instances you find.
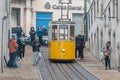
[49,41,75,60]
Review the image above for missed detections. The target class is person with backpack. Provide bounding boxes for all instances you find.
[20,35,26,60]
[102,41,112,70]
[17,35,26,61]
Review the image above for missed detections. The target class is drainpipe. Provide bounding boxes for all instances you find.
[84,0,87,41]
[118,54,120,72]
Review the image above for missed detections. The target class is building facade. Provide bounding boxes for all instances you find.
[0,0,11,73]
[87,0,120,69]
[11,0,84,36]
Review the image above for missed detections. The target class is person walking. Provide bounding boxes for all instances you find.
[29,27,36,44]
[8,35,18,68]
[20,35,26,60]
[76,34,85,59]
[32,37,41,65]
[17,35,22,60]
[102,41,112,70]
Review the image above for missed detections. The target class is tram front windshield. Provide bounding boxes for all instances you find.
[59,25,68,40]
[51,24,75,41]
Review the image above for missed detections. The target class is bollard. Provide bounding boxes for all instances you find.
[118,66,120,72]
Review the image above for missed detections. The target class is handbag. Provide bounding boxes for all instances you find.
[100,51,104,61]
[104,51,109,56]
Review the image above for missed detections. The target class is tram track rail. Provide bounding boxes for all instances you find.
[38,47,99,80]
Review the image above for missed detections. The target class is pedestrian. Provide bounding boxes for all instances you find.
[76,34,85,59]
[37,26,43,46]
[29,27,36,44]
[8,35,18,68]
[32,37,41,65]
[102,41,112,70]
[17,35,23,60]
[20,35,26,60]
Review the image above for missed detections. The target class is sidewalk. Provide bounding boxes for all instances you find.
[0,46,39,80]
[77,49,120,80]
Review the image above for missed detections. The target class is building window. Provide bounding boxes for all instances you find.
[52,25,58,40]
[104,14,106,27]
[108,7,111,21]
[94,1,96,19]
[113,0,116,17]
[113,0,118,21]
[100,3,103,15]
[91,6,93,24]
[87,13,90,31]
[97,0,99,13]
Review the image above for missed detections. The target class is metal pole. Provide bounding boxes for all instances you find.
[67,3,69,20]
[59,0,72,21]
[1,18,4,73]
[61,3,63,19]
[84,0,87,41]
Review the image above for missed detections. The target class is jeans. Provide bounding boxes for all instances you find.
[7,52,18,68]
[33,51,40,65]
[76,46,84,59]
[104,56,111,69]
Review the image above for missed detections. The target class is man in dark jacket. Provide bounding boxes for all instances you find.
[76,34,84,59]
[29,27,36,45]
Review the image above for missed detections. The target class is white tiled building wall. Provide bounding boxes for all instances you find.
[88,0,120,69]
[0,0,10,73]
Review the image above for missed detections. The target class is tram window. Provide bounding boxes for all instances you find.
[52,25,57,40]
[59,25,68,40]
[70,26,75,40]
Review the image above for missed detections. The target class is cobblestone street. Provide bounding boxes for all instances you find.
[77,49,120,80]
[0,46,39,80]
[0,46,120,80]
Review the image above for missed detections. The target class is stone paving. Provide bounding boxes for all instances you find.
[77,49,120,80]
[1,46,120,80]
[0,46,39,80]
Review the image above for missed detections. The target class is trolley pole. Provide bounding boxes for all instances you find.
[59,0,72,21]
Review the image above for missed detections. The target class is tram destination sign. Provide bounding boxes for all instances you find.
[44,2,83,11]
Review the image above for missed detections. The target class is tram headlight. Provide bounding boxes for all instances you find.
[61,48,66,52]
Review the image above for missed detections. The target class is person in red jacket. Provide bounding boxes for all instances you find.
[8,35,18,68]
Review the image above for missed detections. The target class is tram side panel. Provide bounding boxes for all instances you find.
[49,41,75,61]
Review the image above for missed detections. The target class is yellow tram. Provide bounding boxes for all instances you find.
[48,21,75,61]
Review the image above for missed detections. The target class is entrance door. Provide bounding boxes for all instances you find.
[36,12,52,36]
[11,8,20,27]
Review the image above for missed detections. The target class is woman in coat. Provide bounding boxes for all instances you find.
[32,37,41,65]
[102,41,112,70]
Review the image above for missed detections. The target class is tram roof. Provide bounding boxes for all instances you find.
[51,21,75,25]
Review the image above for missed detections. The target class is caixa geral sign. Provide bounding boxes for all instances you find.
[44,2,84,11]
